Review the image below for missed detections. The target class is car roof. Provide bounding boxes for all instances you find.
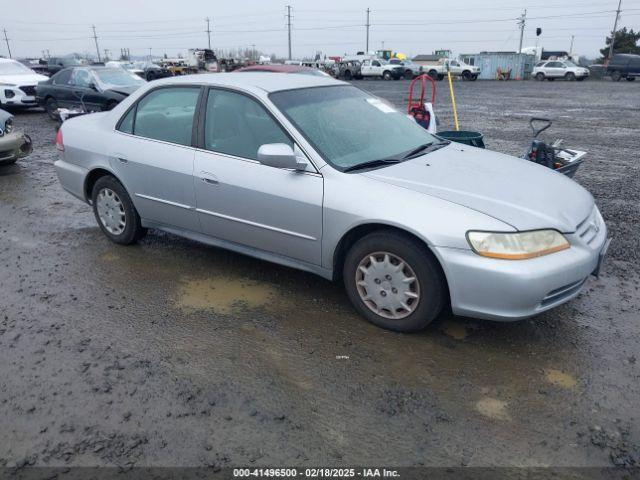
[236,64,316,73]
[0,58,20,64]
[148,71,345,93]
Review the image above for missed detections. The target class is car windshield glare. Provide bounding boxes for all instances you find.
[92,69,146,90]
[270,85,438,171]
[0,61,35,75]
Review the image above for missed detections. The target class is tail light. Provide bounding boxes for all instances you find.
[55,128,64,152]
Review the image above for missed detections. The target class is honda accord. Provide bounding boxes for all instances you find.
[53,73,610,332]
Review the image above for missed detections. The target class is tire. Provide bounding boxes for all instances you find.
[535,73,545,81]
[565,72,576,81]
[404,69,414,79]
[461,71,472,81]
[343,231,446,332]
[343,70,352,80]
[382,70,392,80]
[45,96,59,120]
[611,70,622,82]
[428,69,438,80]
[626,77,636,82]
[91,175,147,245]
[470,74,478,81]
[146,71,156,81]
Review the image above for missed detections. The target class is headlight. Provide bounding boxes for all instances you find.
[4,118,13,134]
[467,230,570,260]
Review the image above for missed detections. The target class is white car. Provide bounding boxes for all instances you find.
[0,58,50,108]
[532,60,589,81]
[447,59,480,80]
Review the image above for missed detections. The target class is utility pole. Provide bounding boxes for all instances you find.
[516,9,526,80]
[104,49,109,61]
[251,44,256,61]
[3,29,11,58]
[569,35,575,56]
[286,5,292,60]
[206,17,212,50]
[608,0,622,61]
[149,47,152,61]
[365,8,371,53]
[91,25,101,62]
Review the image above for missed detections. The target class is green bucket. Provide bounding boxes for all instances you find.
[438,130,485,148]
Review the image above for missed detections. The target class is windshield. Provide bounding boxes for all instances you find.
[0,61,36,75]
[92,69,145,90]
[270,85,439,171]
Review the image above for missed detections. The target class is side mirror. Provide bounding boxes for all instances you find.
[257,143,307,170]
[88,82,98,91]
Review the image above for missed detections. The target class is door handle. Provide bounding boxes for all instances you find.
[200,171,219,185]
[117,157,128,164]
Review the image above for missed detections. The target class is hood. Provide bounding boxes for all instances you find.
[0,73,49,86]
[105,85,140,96]
[363,144,594,232]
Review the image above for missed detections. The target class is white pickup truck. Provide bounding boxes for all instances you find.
[421,59,480,81]
[359,58,404,80]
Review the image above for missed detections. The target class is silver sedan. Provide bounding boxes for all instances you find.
[54,73,609,332]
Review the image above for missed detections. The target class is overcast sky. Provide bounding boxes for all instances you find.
[3,0,639,60]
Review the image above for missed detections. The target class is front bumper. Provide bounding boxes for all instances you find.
[1,85,38,107]
[434,211,609,321]
[0,132,32,163]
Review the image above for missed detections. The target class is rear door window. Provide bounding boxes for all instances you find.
[52,69,72,85]
[127,87,200,146]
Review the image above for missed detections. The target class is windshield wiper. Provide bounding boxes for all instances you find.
[343,158,401,173]
[402,140,451,160]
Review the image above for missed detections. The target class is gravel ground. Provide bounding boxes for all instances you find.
[0,79,639,472]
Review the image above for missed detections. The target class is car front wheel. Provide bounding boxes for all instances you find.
[91,175,147,245]
[343,231,446,332]
[565,72,576,81]
[535,73,545,81]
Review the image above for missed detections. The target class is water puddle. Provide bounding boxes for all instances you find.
[174,276,279,314]
[545,369,577,389]
[475,397,510,421]
[441,320,468,341]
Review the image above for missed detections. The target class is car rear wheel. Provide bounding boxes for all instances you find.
[343,231,446,332]
[565,72,576,81]
[92,176,147,245]
[45,97,59,120]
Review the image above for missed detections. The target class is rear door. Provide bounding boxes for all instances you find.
[193,87,323,264]
[111,85,202,231]
[48,68,74,108]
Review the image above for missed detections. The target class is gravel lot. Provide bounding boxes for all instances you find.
[1,78,639,472]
